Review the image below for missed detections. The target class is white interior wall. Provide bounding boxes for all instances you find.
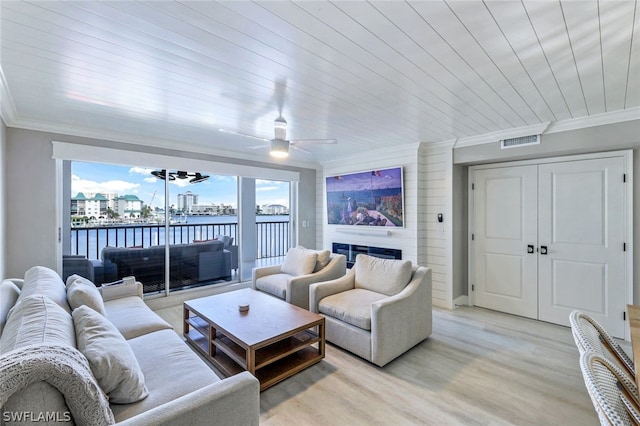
[318,143,420,265]
[418,141,455,309]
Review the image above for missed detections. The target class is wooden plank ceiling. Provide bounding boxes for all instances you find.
[1,1,638,164]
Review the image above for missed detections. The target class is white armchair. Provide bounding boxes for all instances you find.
[252,246,347,310]
[309,254,432,367]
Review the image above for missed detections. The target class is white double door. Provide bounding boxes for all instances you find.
[471,154,629,337]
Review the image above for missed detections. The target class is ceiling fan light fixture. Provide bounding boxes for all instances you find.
[274,117,287,140]
[270,139,289,158]
[151,170,208,183]
[190,172,209,183]
[151,169,176,180]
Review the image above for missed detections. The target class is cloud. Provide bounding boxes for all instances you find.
[256,185,281,192]
[257,179,286,185]
[71,174,139,195]
[264,198,289,206]
[169,179,192,188]
[256,180,287,192]
[212,175,237,183]
[129,167,155,175]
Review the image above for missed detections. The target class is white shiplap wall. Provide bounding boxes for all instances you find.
[317,144,421,266]
[419,141,455,309]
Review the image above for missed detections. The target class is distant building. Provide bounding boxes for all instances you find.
[262,204,289,215]
[71,192,110,217]
[177,191,198,214]
[114,194,143,217]
[191,203,220,215]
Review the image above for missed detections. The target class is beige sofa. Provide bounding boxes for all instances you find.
[252,246,347,310]
[309,254,432,367]
[0,266,259,425]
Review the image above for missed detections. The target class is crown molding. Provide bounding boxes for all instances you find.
[453,108,640,149]
[455,122,551,148]
[545,107,640,134]
[0,66,17,124]
[8,116,321,170]
[322,141,421,167]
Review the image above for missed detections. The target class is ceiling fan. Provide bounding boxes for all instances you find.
[220,116,337,158]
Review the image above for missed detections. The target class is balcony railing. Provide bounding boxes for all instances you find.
[70,220,290,260]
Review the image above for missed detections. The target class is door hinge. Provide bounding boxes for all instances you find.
[471,234,475,241]
[58,227,61,243]
[624,173,627,183]
[472,284,475,291]
[624,242,627,252]
[472,183,475,190]
[624,311,627,321]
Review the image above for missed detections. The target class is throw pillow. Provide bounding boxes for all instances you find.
[17,266,70,313]
[0,295,75,354]
[354,254,412,296]
[296,245,331,272]
[215,235,232,245]
[73,305,148,403]
[66,274,107,316]
[281,246,318,276]
[314,249,331,272]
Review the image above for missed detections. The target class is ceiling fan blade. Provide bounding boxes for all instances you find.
[289,144,312,154]
[290,138,337,145]
[218,128,270,142]
[247,144,268,150]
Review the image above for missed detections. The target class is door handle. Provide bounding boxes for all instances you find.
[540,246,548,255]
[527,245,535,254]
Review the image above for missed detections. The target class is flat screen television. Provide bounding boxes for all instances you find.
[325,166,404,227]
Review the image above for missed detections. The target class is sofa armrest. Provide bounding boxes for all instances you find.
[3,278,24,290]
[115,372,260,426]
[308,269,355,313]
[226,245,239,270]
[370,267,432,366]
[100,282,144,301]
[287,255,347,309]
[251,264,283,289]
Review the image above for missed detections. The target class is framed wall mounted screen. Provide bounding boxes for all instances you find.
[326,166,404,227]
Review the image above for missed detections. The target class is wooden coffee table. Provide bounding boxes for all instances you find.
[183,288,325,391]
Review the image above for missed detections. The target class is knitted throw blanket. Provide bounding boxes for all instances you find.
[0,344,114,426]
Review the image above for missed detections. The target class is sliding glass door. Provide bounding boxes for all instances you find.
[63,161,239,294]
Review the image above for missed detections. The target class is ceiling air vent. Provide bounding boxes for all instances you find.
[500,134,540,149]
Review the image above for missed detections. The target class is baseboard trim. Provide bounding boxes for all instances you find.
[453,295,469,308]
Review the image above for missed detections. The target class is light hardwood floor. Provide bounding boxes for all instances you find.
[153,303,604,425]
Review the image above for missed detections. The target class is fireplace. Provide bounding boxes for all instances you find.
[332,243,402,268]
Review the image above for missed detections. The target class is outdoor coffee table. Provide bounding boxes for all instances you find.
[183,288,325,391]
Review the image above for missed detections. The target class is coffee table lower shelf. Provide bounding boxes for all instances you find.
[184,312,325,391]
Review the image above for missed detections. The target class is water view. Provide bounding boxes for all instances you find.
[71,215,290,260]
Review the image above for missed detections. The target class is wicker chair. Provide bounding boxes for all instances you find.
[570,310,634,379]
[580,352,640,425]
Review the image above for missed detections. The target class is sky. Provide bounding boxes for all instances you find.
[71,161,290,208]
